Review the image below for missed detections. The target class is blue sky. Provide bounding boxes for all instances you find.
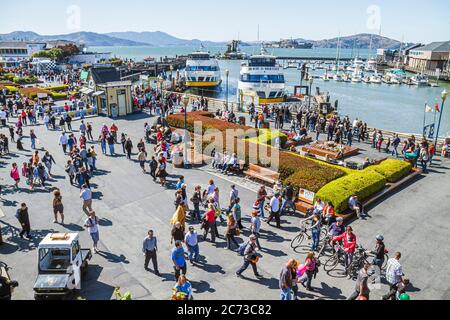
[1,0,449,43]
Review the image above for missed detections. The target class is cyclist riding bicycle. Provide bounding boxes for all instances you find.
[328,217,345,238]
[300,211,322,252]
[332,226,357,277]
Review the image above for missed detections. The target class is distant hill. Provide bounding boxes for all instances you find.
[0,31,414,49]
[106,31,227,47]
[0,31,147,46]
[305,33,413,50]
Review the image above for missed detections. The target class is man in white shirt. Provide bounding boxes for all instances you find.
[267,193,281,228]
[184,226,199,263]
[84,211,100,253]
[0,109,7,127]
[59,132,68,154]
[383,252,404,300]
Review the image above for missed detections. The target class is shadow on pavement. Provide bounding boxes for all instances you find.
[81,264,116,300]
[96,251,130,264]
[190,280,216,294]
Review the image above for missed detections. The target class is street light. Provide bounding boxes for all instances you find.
[182,94,190,168]
[225,69,229,112]
[433,89,448,162]
[308,78,314,109]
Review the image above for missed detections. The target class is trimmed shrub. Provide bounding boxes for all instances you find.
[316,170,387,213]
[284,162,346,193]
[246,129,288,147]
[370,159,412,183]
[46,85,69,92]
[51,92,68,100]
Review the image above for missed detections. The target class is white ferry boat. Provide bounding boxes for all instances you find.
[184,50,222,88]
[238,48,286,104]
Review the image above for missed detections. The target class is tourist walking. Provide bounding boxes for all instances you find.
[347,263,371,300]
[225,213,240,251]
[383,252,404,300]
[84,211,100,253]
[16,203,32,239]
[256,186,267,219]
[42,151,56,178]
[125,138,133,160]
[30,129,37,149]
[250,210,262,250]
[236,235,263,279]
[299,252,318,291]
[202,204,217,243]
[171,221,185,245]
[392,134,401,158]
[184,226,200,263]
[10,163,20,190]
[59,132,68,154]
[107,134,115,156]
[52,189,65,224]
[143,230,160,275]
[65,160,76,185]
[80,184,93,215]
[280,259,297,300]
[190,185,202,221]
[149,156,157,181]
[137,148,147,173]
[267,193,281,228]
[156,159,168,187]
[171,241,187,281]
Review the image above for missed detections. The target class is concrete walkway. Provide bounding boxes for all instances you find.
[0,112,449,300]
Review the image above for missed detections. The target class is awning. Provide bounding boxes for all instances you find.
[79,88,94,95]
[92,91,105,97]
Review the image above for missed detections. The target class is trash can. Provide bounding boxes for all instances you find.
[172,151,184,168]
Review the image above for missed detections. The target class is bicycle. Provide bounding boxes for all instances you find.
[323,243,346,272]
[290,219,328,251]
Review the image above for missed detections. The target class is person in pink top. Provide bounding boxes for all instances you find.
[10,163,20,189]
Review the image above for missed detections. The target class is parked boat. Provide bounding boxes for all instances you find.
[410,74,429,86]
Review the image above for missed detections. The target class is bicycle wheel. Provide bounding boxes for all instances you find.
[323,254,340,272]
[290,233,305,249]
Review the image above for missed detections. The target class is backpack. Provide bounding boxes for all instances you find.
[238,242,249,256]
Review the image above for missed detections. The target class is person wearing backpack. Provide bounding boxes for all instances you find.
[190,186,202,221]
[236,235,263,279]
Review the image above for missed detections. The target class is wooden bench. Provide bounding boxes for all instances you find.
[244,164,280,186]
[284,137,313,149]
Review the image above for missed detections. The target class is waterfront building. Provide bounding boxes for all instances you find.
[408,41,450,74]
[0,41,47,67]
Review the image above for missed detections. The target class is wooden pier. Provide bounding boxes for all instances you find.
[276,56,360,62]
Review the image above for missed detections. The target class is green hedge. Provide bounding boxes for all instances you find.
[51,92,68,100]
[246,129,288,147]
[370,159,412,183]
[46,85,69,92]
[284,163,346,193]
[316,169,387,213]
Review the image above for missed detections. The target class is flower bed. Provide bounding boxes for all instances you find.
[19,87,53,99]
[167,111,254,134]
[369,159,413,183]
[316,169,387,213]
[0,85,19,94]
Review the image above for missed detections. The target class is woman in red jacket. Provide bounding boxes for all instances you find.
[332,226,357,277]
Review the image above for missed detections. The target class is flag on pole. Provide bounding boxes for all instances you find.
[425,104,433,113]
[436,102,440,113]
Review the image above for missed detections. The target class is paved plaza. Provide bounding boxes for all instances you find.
[1,111,450,300]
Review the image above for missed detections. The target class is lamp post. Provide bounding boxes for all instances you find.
[433,89,448,162]
[182,94,190,168]
[225,69,229,112]
[170,65,174,90]
[308,78,314,109]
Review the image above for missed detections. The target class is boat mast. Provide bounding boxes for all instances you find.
[335,33,341,74]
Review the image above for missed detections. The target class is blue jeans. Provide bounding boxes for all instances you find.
[392,146,399,158]
[101,142,107,154]
[311,228,320,251]
[31,138,36,149]
[280,199,295,214]
[187,244,199,262]
[108,144,115,155]
[280,288,293,300]
[259,201,265,218]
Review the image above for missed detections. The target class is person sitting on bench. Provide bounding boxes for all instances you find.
[222,153,238,174]
[348,195,363,219]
